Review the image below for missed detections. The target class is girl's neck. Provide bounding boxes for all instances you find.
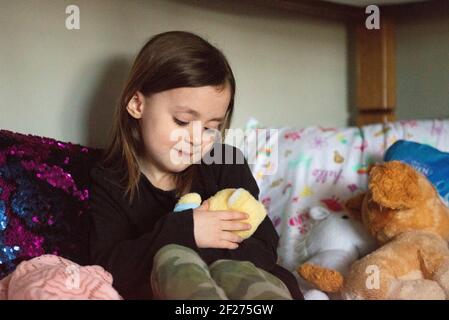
[138,157,176,191]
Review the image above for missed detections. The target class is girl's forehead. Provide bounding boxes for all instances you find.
[168,85,229,99]
[166,86,230,115]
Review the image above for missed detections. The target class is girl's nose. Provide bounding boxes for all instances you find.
[182,130,202,154]
[188,138,202,153]
[187,121,206,146]
[191,130,203,147]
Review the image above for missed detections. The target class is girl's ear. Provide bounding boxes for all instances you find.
[126,91,145,119]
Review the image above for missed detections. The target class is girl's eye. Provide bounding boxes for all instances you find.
[173,118,189,126]
[204,127,220,134]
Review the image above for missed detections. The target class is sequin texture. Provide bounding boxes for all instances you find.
[0,129,101,278]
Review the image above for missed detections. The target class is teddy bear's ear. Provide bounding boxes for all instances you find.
[369,161,422,210]
[344,193,366,220]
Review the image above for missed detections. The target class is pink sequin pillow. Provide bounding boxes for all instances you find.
[0,129,102,279]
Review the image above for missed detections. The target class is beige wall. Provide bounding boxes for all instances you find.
[0,0,348,148]
[395,8,449,120]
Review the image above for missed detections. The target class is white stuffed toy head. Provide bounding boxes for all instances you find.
[295,206,376,298]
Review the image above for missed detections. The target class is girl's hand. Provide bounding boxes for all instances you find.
[193,200,251,249]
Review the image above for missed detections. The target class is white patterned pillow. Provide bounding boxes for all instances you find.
[234,118,449,271]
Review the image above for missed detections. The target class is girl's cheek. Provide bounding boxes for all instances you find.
[166,124,182,144]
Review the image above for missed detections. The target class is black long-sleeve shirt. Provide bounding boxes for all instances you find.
[86,143,303,300]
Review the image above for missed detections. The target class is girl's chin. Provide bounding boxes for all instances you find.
[167,160,192,172]
[171,164,190,172]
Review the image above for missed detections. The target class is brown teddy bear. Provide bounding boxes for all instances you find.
[341,160,449,299]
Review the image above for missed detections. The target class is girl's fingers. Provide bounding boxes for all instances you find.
[198,200,209,210]
[218,240,239,250]
[220,231,244,243]
[216,211,249,221]
[220,220,251,232]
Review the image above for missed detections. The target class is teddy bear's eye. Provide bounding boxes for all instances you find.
[342,215,349,219]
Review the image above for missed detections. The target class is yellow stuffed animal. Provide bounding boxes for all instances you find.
[174,188,267,239]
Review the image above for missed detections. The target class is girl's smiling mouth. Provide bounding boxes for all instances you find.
[175,149,193,157]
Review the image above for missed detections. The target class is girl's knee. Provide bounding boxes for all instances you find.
[154,244,199,260]
[208,260,293,300]
[157,243,194,252]
[209,259,257,274]
[152,244,207,275]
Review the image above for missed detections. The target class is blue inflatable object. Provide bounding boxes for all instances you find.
[385,140,449,205]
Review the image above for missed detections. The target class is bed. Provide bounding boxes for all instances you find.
[1,117,448,299]
[234,117,449,298]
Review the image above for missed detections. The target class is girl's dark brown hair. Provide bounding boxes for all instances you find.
[100,31,236,204]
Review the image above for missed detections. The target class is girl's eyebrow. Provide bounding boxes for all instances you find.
[176,106,225,122]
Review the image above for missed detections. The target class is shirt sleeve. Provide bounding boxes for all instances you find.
[198,144,279,272]
[87,166,197,299]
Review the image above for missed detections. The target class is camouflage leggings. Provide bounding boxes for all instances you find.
[151,244,293,300]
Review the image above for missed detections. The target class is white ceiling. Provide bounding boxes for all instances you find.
[327,0,430,6]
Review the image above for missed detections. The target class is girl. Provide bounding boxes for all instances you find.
[87,31,303,300]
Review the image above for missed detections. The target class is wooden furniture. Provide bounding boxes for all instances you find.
[240,0,448,125]
[354,12,396,125]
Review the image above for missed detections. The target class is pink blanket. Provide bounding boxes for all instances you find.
[0,255,122,300]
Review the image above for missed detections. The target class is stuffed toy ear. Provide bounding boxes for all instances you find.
[225,188,267,239]
[173,193,202,212]
[369,161,423,210]
[344,192,366,220]
[309,207,330,221]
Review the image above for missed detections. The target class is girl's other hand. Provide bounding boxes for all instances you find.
[193,200,251,249]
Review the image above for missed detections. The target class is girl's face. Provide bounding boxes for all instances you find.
[127,85,230,176]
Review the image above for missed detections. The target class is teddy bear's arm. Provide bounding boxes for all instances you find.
[298,263,344,293]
